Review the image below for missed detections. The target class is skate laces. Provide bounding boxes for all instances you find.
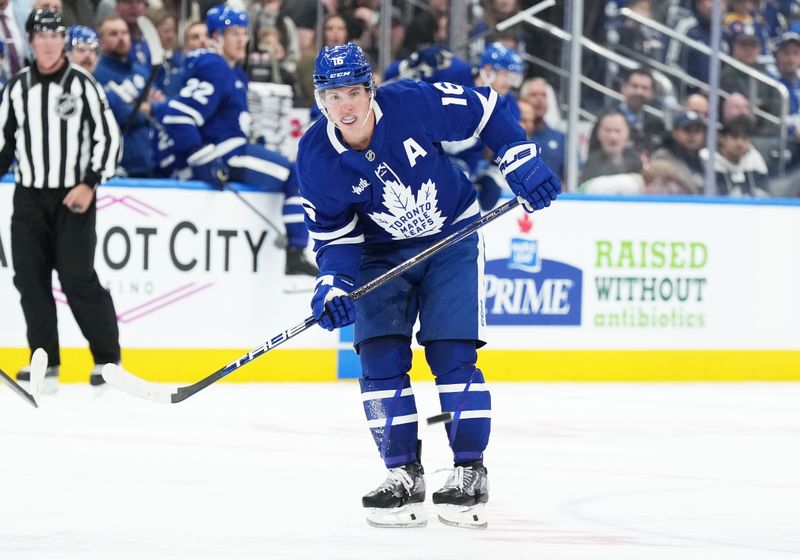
[380,467,414,494]
[438,466,472,492]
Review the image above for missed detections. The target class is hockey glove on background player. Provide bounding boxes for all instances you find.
[498,141,561,212]
[187,145,229,190]
[312,274,356,331]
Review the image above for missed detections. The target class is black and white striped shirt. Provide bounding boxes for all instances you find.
[0,58,120,189]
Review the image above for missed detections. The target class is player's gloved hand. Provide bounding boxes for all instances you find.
[311,274,356,331]
[187,145,229,190]
[498,141,561,213]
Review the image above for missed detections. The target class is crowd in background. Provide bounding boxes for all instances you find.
[1,0,800,198]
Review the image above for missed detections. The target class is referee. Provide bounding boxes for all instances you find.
[0,9,121,392]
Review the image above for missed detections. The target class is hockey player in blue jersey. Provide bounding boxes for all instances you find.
[297,43,560,529]
[154,5,316,281]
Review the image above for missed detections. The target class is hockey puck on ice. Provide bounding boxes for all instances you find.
[426,412,452,425]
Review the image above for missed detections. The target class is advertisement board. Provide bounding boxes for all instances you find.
[1,184,798,381]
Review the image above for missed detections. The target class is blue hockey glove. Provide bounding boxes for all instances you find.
[187,145,229,190]
[311,274,356,331]
[498,141,561,213]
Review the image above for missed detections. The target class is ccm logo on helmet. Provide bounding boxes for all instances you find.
[329,71,352,78]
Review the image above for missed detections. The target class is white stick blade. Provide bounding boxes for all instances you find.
[137,16,165,66]
[29,348,48,407]
[102,364,176,404]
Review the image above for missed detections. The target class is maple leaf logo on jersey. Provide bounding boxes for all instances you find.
[368,179,445,239]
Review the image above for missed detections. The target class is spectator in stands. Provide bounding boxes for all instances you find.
[772,31,800,167]
[581,159,699,195]
[0,0,26,76]
[720,21,783,118]
[650,110,706,193]
[579,110,644,187]
[151,9,183,96]
[709,115,771,196]
[65,25,98,73]
[667,0,728,84]
[618,67,666,152]
[184,21,207,52]
[115,0,150,67]
[280,0,317,56]
[685,92,710,120]
[521,77,566,181]
[297,13,352,106]
[722,91,755,121]
[0,40,5,86]
[95,16,161,177]
[400,0,447,59]
[615,0,665,61]
[247,0,300,84]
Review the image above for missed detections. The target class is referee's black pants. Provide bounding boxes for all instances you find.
[11,186,120,368]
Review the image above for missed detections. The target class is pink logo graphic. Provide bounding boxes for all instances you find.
[53,282,214,324]
[96,194,169,217]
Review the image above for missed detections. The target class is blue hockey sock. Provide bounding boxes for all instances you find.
[359,337,419,468]
[426,340,491,464]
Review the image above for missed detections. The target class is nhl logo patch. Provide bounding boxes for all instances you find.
[365,150,376,162]
[55,93,78,120]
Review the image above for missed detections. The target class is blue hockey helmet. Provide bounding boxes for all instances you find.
[313,43,373,91]
[206,5,249,37]
[65,25,98,51]
[480,42,524,74]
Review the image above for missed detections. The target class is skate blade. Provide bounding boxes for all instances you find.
[365,503,427,528]
[437,503,487,529]
[282,275,315,294]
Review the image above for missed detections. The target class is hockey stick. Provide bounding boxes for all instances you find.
[223,182,289,249]
[103,197,522,404]
[0,348,48,408]
[122,16,165,133]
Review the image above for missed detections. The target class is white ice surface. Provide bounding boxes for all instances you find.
[1,382,800,560]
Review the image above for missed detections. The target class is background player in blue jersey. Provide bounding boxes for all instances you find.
[154,5,316,281]
[296,43,560,529]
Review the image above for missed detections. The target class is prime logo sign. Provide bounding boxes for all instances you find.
[484,232,582,326]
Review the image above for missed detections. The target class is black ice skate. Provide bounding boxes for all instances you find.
[16,364,59,396]
[433,461,489,529]
[362,462,427,528]
[283,247,318,293]
[89,363,112,392]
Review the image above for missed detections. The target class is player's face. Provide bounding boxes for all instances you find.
[321,85,372,129]
[68,43,99,73]
[31,30,66,72]
[184,24,207,51]
[222,25,249,62]
[486,67,518,95]
[100,19,131,58]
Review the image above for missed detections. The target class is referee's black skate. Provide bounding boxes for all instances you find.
[433,461,489,529]
[16,365,59,395]
[284,247,318,293]
[362,462,427,528]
